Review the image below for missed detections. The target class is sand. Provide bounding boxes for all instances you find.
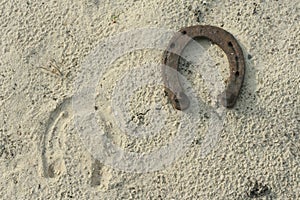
[0,0,299,199]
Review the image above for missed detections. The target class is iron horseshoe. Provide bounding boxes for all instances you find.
[162,25,245,110]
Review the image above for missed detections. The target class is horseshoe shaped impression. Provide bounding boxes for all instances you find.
[162,25,245,110]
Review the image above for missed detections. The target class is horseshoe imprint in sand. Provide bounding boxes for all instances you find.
[40,98,71,178]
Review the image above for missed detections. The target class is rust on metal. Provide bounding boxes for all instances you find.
[162,25,245,110]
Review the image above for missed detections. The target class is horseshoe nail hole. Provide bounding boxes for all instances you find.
[181,30,187,34]
[228,41,233,47]
[235,56,239,62]
[170,43,175,48]
[235,71,239,77]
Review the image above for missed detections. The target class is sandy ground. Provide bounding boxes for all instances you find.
[0,0,299,199]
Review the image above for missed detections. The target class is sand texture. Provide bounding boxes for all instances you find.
[0,0,299,199]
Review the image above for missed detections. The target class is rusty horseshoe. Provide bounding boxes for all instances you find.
[162,25,245,110]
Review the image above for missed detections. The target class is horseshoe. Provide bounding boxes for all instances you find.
[162,25,245,110]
